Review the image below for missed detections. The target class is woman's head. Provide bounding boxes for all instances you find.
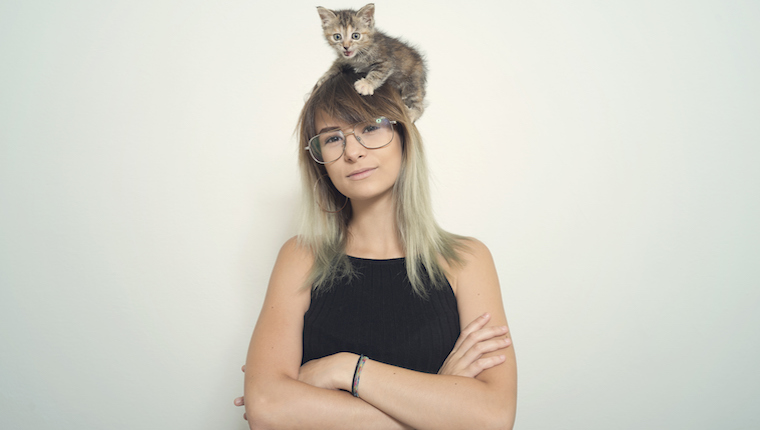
[298,70,421,217]
[297,70,463,295]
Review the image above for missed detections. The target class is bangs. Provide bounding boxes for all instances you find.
[301,71,407,139]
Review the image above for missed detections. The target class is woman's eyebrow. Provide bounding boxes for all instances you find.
[317,126,341,134]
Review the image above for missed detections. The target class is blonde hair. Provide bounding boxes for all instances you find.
[297,71,466,296]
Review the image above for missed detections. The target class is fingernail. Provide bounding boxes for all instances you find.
[482,312,490,318]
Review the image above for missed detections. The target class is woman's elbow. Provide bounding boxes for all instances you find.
[478,397,516,430]
[476,412,514,430]
[244,391,286,430]
[244,372,306,429]
[488,412,515,430]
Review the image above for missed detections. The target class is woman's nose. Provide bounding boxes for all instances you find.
[343,133,366,161]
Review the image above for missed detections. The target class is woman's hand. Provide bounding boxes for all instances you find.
[234,365,247,421]
[298,352,356,391]
[438,312,511,378]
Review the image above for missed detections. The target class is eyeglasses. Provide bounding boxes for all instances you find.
[305,117,397,164]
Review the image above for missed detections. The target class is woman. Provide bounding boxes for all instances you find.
[236,70,517,429]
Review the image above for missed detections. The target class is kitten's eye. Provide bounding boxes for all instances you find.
[333,34,342,41]
[351,32,361,40]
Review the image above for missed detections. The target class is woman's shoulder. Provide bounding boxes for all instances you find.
[455,236,492,261]
[442,236,496,294]
[269,236,315,290]
[278,235,314,260]
[444,235,493,267]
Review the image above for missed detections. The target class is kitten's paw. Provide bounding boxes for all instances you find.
[354,78,376,96]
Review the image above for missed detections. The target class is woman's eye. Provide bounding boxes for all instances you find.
[362,125,380,134]
[323,135,344,145]
[352,32,361,40]
[333,34,342,41]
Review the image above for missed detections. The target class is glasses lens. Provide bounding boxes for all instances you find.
[308,118,394,163]
[355,117,394,148]
[310,130,345,163]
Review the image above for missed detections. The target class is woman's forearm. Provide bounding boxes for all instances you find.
[331,353,516,430]
[245,374,411,430]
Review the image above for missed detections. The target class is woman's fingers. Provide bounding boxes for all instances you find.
[456,325,509,357]
[440,312,512,378]
[454,313,491,349]
[236,365,247,420]
[460,354,507,378]
[459,335,511,363]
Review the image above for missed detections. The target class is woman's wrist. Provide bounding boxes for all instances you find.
[334,352,360,392]
[351,354,368,397]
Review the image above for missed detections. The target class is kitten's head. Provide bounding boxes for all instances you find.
[317,3,375,60]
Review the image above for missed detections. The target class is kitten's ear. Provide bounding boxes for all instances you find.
[356,3,375,28]
[316,6,337,27]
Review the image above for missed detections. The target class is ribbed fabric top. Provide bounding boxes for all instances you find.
[302,256,460,374]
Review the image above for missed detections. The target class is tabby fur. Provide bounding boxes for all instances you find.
[315,3,427,122]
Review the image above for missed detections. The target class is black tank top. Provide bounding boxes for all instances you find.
[302,256,460,374]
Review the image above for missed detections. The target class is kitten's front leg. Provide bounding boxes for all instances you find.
[354,78,376,96]
[354,62,393,96]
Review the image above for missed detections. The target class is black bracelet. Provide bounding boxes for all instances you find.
[351,354,367,397]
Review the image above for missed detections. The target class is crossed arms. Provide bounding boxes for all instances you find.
[239,237,516,430]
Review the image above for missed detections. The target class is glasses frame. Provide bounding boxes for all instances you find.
[305,117,398,164]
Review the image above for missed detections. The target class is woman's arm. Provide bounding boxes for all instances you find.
[244,237,411,430]
[294,239,517,430]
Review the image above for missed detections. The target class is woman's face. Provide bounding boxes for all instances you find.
[314,111,403,205]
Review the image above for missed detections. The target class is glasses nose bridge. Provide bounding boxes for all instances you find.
[341,127,369,160]
[342,126,367,148]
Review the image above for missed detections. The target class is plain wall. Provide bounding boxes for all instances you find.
[1,0,758,429]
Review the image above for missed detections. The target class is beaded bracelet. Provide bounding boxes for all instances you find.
[351,355,368,397]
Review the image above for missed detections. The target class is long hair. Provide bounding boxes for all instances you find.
[297,70,466,297]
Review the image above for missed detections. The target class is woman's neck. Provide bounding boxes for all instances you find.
[346,194,404,259]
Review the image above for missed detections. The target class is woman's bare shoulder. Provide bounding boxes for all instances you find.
[442,236,495,294]
[278,236,313,260]
[268,236,314,293]
[446,236,507,335]
[277,236,318,265]
[455,236,492,261]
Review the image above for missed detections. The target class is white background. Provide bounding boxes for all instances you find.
[1,1,758,429]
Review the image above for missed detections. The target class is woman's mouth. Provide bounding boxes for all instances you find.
[348,168,376,180]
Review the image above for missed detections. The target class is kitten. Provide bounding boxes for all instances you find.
[315,3,427,122]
